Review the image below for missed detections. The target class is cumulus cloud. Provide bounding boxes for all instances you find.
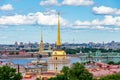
[1,10,120,31]
[40,0,94,6]
[62,0,94,6]
[72,15,120,31]
[0,11,68,26]
[40,0,59,6]
[0,4,14,11]
[93,6,120,15]
[73,20,91,26]
[74,15,120,26]
[43,10,58,15]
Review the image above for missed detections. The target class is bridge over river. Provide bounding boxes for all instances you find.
[79,51,120,63]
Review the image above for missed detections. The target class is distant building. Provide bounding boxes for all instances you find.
[14,41,18,48]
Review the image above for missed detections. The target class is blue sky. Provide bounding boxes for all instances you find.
[0,0,120,44]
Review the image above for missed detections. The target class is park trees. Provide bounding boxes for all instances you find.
[49,62,93,80]
[99,72,120,80]
[67,62,93,80]
[0,66,22,80]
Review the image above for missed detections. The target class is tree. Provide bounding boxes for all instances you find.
[107,61,115,65]
[49,74,67,80]
[117,61,120,65]
[56,74,68,80]
[0,66,22,80]
[48,52,51,57]
[69,62,93,80]
[49,77,57,80]
[37,54,42,60]
[16,52,19,55]
[36,78,40,80]
[49,62,93,80]
[99,72,120,80]
[61,66,69,80]
[9,51,14,55]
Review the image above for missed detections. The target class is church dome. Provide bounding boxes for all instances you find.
[52,50,66,56]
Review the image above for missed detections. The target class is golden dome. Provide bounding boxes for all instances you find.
[52,50,66,56]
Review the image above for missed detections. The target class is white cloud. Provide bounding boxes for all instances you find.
[114,28,120,31]
[0,4,14,11]
[1,10,120,31]
[73,25,90,29]
[93,6,120,15]
[74,20,91,26]
[36,12,68,25]
[62,0,94,6]
[39,0,94,6]
[0,14,35,25]
[100,16,116,25]
[40,0,59,6]
[74,15,120,26]
[92,26,105,29]
[0,11,68,26]
[72,15,120,31]
[43,10,58,15]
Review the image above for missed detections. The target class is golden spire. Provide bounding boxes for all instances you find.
[41,30,43,42]
[56,12,61,46]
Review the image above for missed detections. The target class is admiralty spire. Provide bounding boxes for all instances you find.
[56,12,61,49]
[48,12,70,72]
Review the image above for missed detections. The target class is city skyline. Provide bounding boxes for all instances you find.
[0,0,120,44]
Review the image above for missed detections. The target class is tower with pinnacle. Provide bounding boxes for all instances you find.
[39,31,44,54]
[48,12,70,72]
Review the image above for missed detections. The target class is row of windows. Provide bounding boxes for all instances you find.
[54,52,66,55]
